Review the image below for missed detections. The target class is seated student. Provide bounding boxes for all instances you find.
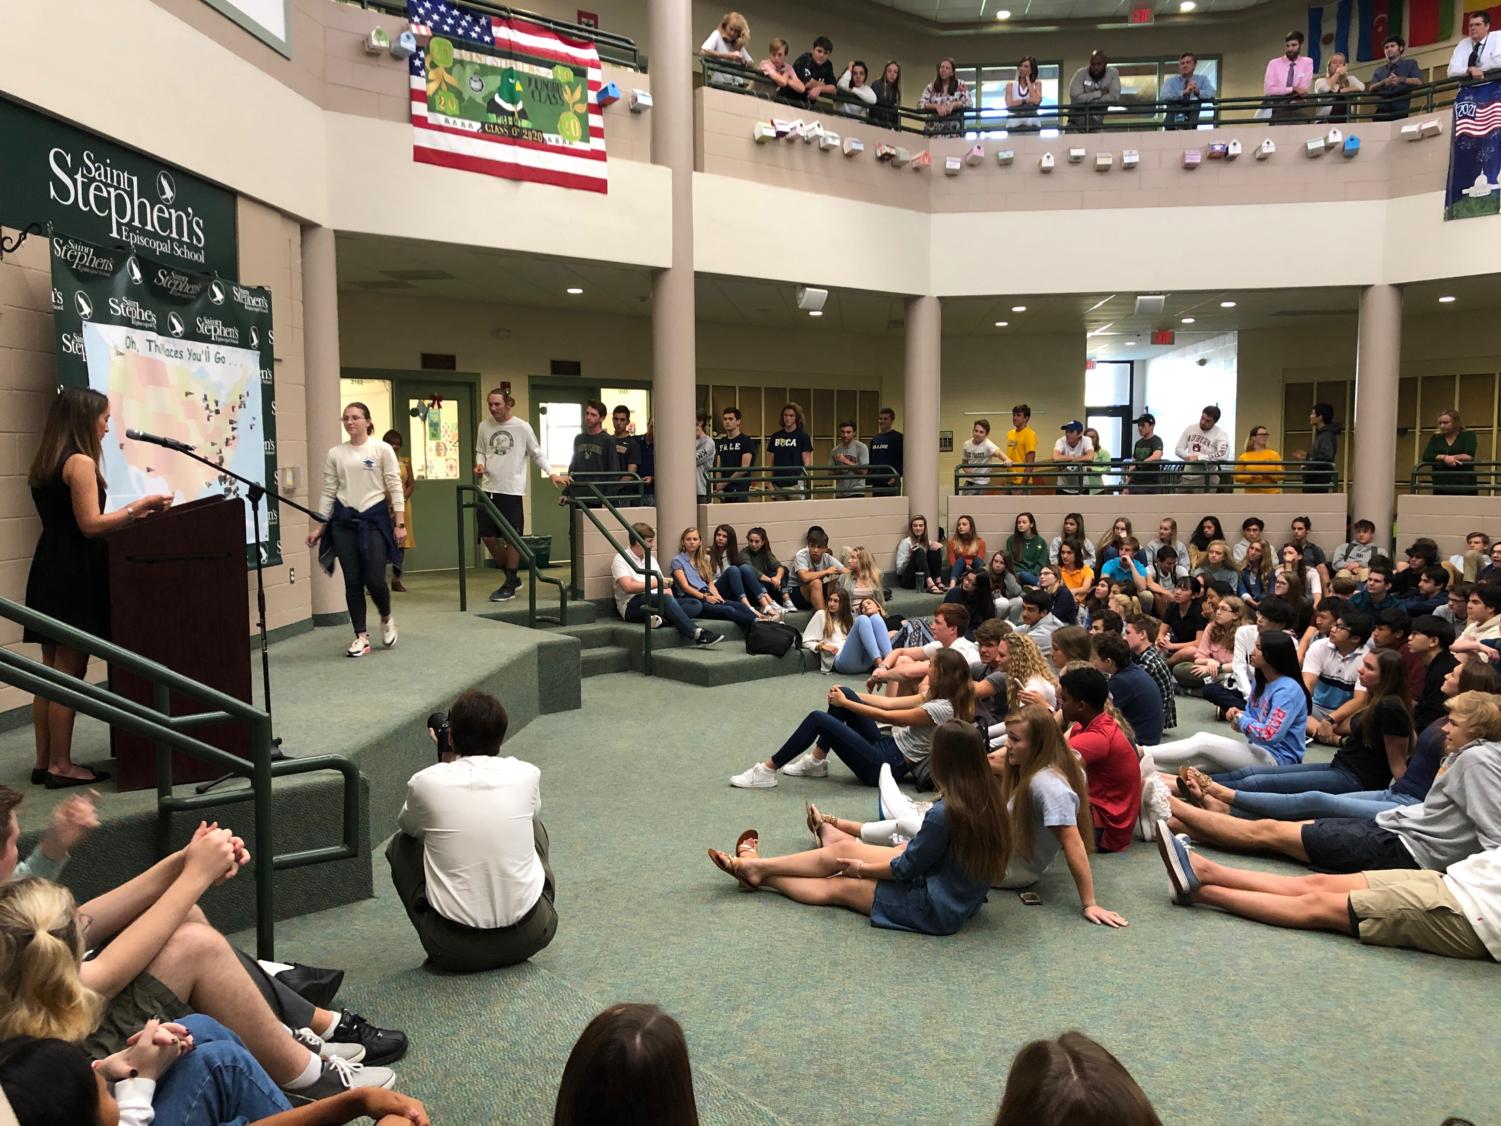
[1047,625,1093,678]
[1049,513,1096,569]
[1392,538,1441,599]
[1155,821,1501,963]
[1298,593,1345,667]
[1438,580,1473,627]
[1055,540,1094,601]
[969,620,1012,737]
[743,525,795,611]
[1187,517,1227,571]
[870,603,978,695]
[1370,607,1424,702]
[1144,518,1190,573]
[1144,544,1188,608]
[1036,565,1079,626]
[945,514,986,587]
[388,691,556,974]
[554,1004,697,1126]
[0,846,396,1102]
[791,35,838,104]
[1478,541,1501,585]
[1411,615,1460,731]
[840,545,887,608]
[1303,607,1371,737]
[1203,596,1299,717]
[942,569,999,637]
[1099,539,1148,594]
[1402,565,1451,616]
[1183,660,1500,824]
[895,514,946,594]
[987,551,1026,622]
[1193,540,1240,587]
[1288,515,1332,590]
[611,522,722,648]
[1451,530,1492,581]
[1089,609,1123,637]
[714,722,1008,935]
[1166,689,1501,874]
[988,707,1128,927]
[1231,516,1266,565]
[1124,615,1177,732]
[816,592,893,676]
[669,528,761,628]
[733,647,976,789]
[1058,667,1141,853]
[1007,512,1049,586]
[1278,541,1324,607]
[1175,594,1248,692]
[1348,560,1400,616]
[757,37,806,101]
[708,524,784,619]
[1002,632,1061,714]
[1453,582,1501,659]
[791,525,845,612]
[1109,587,1142,623]
[1095,517,1133,568]
[0,1029,428,1126]
[1014,591,1065,657]
[1151,630,1309,770]
[1156,576,1208,668]
[1091,632,1163,748]
[1272,566,1313,637]
[993,1031,1161,1123]
[1332,518,1378,580]
[1236,540,1274,609]
[1179,648,1412,816]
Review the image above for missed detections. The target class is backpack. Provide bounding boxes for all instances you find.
[745,620,800,657]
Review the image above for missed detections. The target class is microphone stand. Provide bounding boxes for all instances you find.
[132,439,324,794]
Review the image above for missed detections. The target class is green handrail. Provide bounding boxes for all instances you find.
[1409,460,1501,496]
[0,597,360,960]
[454,486,569,628]
[953,458,1340,495]
[703,464,902,499]
[560,474,663,675]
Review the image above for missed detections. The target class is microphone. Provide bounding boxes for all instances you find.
[126,428,196,453]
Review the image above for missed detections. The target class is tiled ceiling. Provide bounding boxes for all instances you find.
[865,0,1271,25]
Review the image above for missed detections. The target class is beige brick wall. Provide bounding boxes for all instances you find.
[1397,495,1497,557]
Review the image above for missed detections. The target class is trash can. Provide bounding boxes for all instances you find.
[523,535,552,569]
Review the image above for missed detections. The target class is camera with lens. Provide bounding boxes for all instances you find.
[428,711,452,760]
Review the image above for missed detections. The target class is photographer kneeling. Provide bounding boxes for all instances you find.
[386,690,557,972]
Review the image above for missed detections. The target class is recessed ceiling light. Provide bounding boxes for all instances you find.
[1011,305,1027,312]
[808,310,823,317]
[566,287,583,295]
[1219,300,1236,308]
[995,8,1011,18]
[994,320,1009,327]
[1180,0,1197,10]
[1181,316,1196,324]
[1126,340,1138,347]
[1439,294,1456,303]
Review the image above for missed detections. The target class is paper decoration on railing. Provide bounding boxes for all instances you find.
[1122,149,1139,168]
[1183,149,1202,168]
[966,143,985,165]
[1342,135,1361,158]
[1207,143,1228,159]
[842,136,864,156]
[1226,139,1242,160]
[1256,138,1276,160]
[803,121,824,144]
[911,150,931,171]
[876,142,896,161]
[1305,136,1326,157]
[1067,147,1085,163]
[891,147,912,167]
[1095,152,1113,171]
[1324,128,1343,150]
[597,82,620,108]
[819,130,841,151]
[995,149,1014,165]
[944,155,963,175]
[1039,152,1055,171]
[753,121,775,143]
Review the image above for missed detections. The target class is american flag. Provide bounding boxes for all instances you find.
[406,0,607,193]
[1455,102,1501,138]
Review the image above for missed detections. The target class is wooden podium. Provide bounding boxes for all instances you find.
[107,496,252,790]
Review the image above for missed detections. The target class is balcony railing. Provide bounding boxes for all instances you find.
[954,458,1340,495]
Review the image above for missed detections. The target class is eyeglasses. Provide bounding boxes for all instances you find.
[1331,623,1350,632]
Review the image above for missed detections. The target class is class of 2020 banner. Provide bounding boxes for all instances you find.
[49,233,282,566]
[1444,79,1501,221]
[408,0,607,193]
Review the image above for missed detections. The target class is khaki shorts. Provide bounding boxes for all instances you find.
[1349,869,1492,961]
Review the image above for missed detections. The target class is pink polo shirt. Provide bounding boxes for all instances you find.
[1263,54,1313,96]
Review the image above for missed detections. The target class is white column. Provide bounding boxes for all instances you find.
[1352,284,1400,549]
[904,296,941,523]
[300,225,346,622]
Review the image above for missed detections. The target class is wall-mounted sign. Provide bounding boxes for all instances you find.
[199,0,291,57]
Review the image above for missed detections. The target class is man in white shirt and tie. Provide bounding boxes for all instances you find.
[387,690,557,972]
[1449,10,1501,78]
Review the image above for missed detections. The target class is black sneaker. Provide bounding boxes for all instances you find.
[274,963,344,1009]
[327,1010,408,1067]
[694,629,723,648]
[489,585,516,602]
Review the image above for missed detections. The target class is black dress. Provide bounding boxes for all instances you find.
[23,449,110,643]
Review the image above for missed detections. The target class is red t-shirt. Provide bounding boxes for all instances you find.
[1068,711,1141,853]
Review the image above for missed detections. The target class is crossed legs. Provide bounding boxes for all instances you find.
[709,831,896,915]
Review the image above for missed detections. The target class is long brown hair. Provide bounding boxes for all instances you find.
[1357,647,1412,754]
[676,527,712,584]
[1209,595,1249,650]
[554,1003,698,1126]
[821,589,853,640]
[928,721,1010,883]
[926,648,976,722]
[994,1031,1162,1125]
[28,388,107,490]
[709,523,740,571]
[999,706,1092,862]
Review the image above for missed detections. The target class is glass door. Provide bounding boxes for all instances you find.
[393,378,474,572]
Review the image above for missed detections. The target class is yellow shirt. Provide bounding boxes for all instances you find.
[1234,448,1282,494]
[1061,564,1094,594]
[1005,427,1037,474]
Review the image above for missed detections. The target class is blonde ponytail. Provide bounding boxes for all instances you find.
[0,879,102,1043]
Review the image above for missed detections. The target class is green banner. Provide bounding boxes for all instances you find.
[50,233,280,566]
[1,97,237,275]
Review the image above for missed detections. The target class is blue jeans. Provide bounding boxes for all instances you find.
[715,564,766,604]
[1211,761,1363,795]
[771,686,909,786]
[1017,570,1040,586]
[1230,787,1421,822]
[949,556,980,582]
[625,591,702,639]
[833,614,892,674]
[148,1016,291,1126]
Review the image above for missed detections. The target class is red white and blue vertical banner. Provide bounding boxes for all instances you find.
[407,0,607,193]
[1445,80,1501,220]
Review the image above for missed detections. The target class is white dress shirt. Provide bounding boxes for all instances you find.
[397,755,544,930]
[1449,33,1501,77]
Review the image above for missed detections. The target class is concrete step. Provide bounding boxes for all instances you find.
[478,597,596,627]
[580,646,633,678]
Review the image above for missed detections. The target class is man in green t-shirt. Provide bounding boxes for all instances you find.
[1127,413,1164,495]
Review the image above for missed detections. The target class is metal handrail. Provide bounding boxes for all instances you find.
[349,0,647,71]
[0,597,360,960]
[700,55,1475,133]
[455,486,569,628]
[703,464,903,500]
[560,475,663,675]
[1409,459,1501,495]
[953,457,1340,495]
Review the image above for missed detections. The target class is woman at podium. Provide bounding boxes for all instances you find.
[24,388,172,789]
[307,403,406,658]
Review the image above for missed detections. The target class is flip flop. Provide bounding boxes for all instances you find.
[708,848,755,892]
[805,803,825,844]
[1174,767,1205,807]
[735,829,760,858]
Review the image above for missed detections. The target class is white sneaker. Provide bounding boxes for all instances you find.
[346,636,370,658]
[288,1055,396,1101]
[380,616,397,648]
[729,762,777,789]
[781,753,828,777]
[292,1026,365,1064]
[648,614,664,629]
[781,595,796,611]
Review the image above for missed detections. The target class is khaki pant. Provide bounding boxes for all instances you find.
[1350,869,1490,961]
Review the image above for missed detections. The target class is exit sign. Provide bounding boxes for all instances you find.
[1151,329,1175,345]
[1130,7,1155,23]
[577,9,599,28]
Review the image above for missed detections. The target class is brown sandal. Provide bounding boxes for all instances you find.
[805,803,835,843]
[735,828,760,858]
[708,848,755,891]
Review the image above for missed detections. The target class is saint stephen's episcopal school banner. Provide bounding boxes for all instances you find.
[50,235,281,566]
[1445,79,1501,221]
[407,0,608,193]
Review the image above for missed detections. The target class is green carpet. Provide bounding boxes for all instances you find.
[234,675,1497,1125]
